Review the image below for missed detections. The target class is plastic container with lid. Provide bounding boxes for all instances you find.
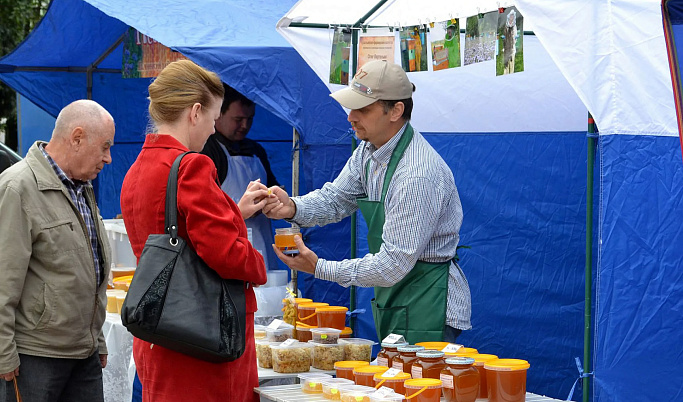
[404,378,443,402]
[369,390,406,402]
[392,345,425,372]
[298,372,333,394]
[296,323,315,342]
[274,226,301,255]
[310,341,345,370]
[373,370,412,395]
[311,327,342,344]
[338,338,376,362]
[265,322,294,342]
[270,341,313,373]
[377,341,409,367]
[444,347,479,357]
[415,341,450,351]
[469,353,498,398]
[254,325,267,340]
[440,357,479,402]
[255,340,278,369]
[316,306,348,330]
[340,327,353,338]
[298,302,329,326]
[322,378,355,400]
[412,350,446,379]
[339,384,376,402]
[353,365,390,387]
[335,360,371,380]
[485,359,530,402]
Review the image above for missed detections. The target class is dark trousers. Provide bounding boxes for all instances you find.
[1,353,103,402]
[444,325,463,343]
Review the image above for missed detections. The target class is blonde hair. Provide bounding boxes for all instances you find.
[147,59,224,127]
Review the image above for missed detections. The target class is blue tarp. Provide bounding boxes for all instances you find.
[2,0,683,401]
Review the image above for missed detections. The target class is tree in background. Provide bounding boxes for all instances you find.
[0,0,49,152]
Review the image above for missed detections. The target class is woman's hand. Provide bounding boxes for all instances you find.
[237,179,273,220]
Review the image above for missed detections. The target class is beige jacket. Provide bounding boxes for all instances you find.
[0,142,111,373]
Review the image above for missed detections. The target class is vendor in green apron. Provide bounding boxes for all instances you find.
[266,60,471,343]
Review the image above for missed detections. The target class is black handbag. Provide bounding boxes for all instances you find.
[121,151,247,363]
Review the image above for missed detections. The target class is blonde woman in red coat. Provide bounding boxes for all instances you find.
[120,60,270,402]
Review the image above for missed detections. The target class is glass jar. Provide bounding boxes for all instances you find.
[274,227,301,255]
[376,341,409,367]
[392,345,425,372]
[412,350,446,379]
[440,357,479,402]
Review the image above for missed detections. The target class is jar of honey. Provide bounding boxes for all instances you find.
[404,378,443,402]
[484,359,530,402]
[334,360,370,381]
[391,345,425,372]
[415,341,450,351]
[376,341,409,367]
[444,347,479,357]
[274,227,301,255]
[412,350,446,379]
[373,371,412,395]
[469,353,498,399]
[440,357,479,402]
[297,302,329,326]
[353,365,389,387]
[316,306,348,330]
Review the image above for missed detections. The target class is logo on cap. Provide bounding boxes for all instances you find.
[353,81,372,95]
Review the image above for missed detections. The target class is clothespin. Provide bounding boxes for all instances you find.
[361,25,367,33]
[388,24,394,32]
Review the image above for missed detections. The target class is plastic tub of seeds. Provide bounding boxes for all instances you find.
[254,325,267,340]
[309,341,345,370]
[270,341,313,373]
[298,372,333,394]
[338,384,376,402]
[338,338,376,362]
[265,322,294,342]
[311,327,342,344]
[255,340,278,369]
[321,378,355,400]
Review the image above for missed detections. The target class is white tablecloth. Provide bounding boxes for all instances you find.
[102,313,135,402]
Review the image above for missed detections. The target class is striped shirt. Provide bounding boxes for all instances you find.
[40,144,103,287]
[292,123,472,330]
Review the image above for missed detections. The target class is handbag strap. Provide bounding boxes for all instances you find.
[165,151,195,241]
[13,377,22,402]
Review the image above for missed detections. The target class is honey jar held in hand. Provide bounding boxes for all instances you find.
[275,227,301,255]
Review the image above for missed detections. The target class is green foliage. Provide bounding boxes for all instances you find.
[0,0,49,151]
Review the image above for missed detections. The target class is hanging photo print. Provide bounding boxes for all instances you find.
[400,25,428,72]
[464,11,497,65]
[358,33,396,70]
[330,28,352,85]
[431,19,461,71]
[496,6,524,76]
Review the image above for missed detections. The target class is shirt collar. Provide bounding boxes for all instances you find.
[366,121,409,165]
[39,143,84,190]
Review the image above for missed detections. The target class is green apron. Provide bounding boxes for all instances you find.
[358,124,450,344]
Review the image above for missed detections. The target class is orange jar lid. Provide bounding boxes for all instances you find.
[404,378,443,389]
[445,347,479,356]
[353,365,389,375]
[316,306,348,313]
[484,358,530,371]
[298,302,329,310]
[334,360,370,370]
[341,327,353,336]
[415,341,450,351]
[294,298,312,305]
[374,371,411,381]
[470,353,499,366]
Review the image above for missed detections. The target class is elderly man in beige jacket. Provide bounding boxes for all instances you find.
[0,100,114,402]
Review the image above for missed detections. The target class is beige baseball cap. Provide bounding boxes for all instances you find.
[330,60,415,110]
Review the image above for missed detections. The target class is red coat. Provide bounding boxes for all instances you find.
[120,134,267,402]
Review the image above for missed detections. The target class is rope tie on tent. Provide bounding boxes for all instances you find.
[566,356,593,401]
[346,308,366,318]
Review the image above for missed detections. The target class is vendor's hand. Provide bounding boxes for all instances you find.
[1,366,19,381]
[263,186,295,220]
[238,179,271,219]
[99,354,108,369]
[271,235,317,275]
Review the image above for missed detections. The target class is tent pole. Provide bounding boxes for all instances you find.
[292,127,301,296]
[349,26,360,334]
[87,32,126,99]
[584,114,596,402]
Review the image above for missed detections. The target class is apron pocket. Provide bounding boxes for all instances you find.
[371,298,409,341]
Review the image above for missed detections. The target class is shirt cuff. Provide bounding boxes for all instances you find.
[314,258,335,283]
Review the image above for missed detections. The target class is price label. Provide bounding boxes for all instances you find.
[280,338,297,347]
[381,368,401,378]
[267,319,283,330]
[382,333,405,344]
[441,343,463,353]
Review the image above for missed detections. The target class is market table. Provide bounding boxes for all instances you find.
[102,313,135,402]
[255,384,566,402]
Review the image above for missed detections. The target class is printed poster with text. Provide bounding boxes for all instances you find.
[358,35,395,71]
[496,6,524,76]
[122,27,186,78]
[431,19,461,71]
[330,29,352,85]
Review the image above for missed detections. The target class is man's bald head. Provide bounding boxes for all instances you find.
[52,99,114,142]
